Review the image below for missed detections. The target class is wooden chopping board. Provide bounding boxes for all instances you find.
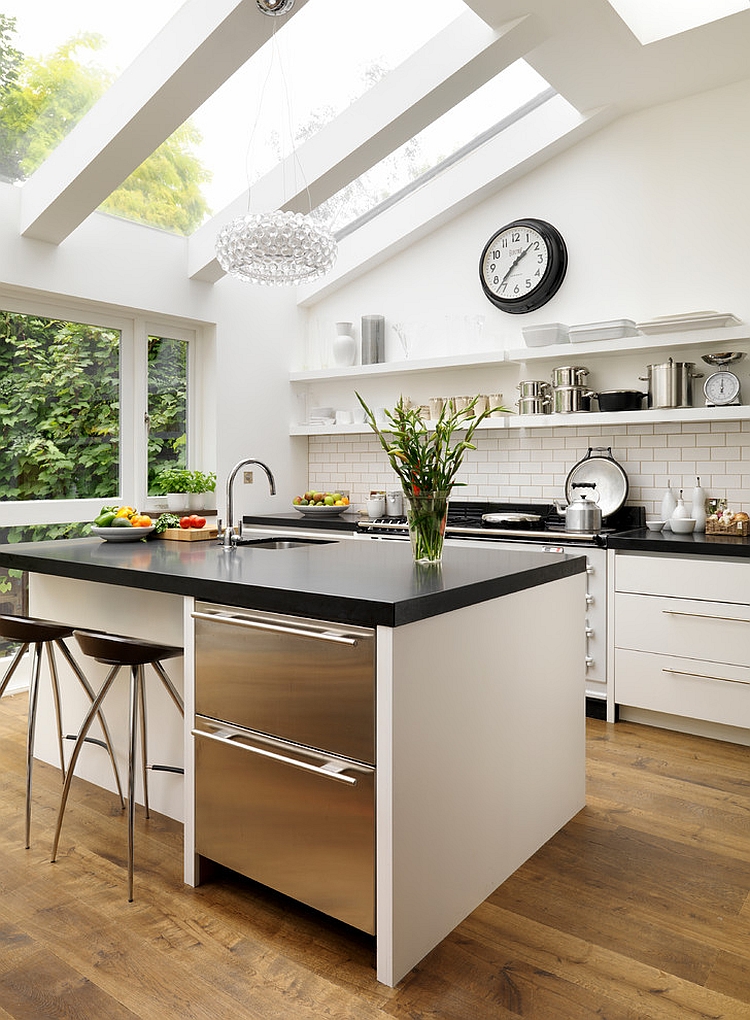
[157,526,218,541]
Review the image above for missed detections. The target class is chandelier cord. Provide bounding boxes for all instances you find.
[243,17,279,215]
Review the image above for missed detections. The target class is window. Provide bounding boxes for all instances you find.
[146,333,188,494]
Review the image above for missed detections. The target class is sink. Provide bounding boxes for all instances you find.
[235,536,336,549]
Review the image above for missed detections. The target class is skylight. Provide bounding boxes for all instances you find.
[607,0,750,44]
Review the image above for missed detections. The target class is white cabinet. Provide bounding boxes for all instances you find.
[613,553,750,731]
[290,325,750,435]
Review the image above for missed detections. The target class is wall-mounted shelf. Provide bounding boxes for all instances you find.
[291,325,749,385]
[291,403,750,436]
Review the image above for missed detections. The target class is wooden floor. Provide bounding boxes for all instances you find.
[1,692,750,1020]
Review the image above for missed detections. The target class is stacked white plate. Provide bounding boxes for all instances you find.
[636,311,741,334]
[568,319,639,343]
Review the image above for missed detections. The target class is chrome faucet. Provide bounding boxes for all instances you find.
[222,459,276,547]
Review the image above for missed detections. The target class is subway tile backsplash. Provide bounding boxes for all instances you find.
[308,421,750,516]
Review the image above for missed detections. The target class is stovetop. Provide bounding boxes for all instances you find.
[358,500,645,545]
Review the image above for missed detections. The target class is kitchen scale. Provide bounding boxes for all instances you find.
[701,351,744,406]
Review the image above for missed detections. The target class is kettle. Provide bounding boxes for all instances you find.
[555,483,603,532]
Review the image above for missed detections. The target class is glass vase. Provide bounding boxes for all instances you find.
[404,490,450,564]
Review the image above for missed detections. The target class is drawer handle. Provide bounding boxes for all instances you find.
[191,611,359,645]
[661,668,750,686]
[662,610,750,625]
[191,727,359,785]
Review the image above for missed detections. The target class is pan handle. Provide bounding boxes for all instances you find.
[586,446,615,460]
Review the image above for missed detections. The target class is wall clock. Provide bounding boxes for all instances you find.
[479,218,568,314]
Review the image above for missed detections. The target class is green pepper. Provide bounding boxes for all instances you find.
[94,511,117,527]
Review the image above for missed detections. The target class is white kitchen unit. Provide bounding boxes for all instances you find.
[610,551,750,743]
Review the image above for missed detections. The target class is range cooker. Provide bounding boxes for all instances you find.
[359,500,646,706]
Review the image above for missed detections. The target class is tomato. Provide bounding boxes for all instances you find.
[179,517,192,529]
[193,516,206,529]
[188,514,201,526]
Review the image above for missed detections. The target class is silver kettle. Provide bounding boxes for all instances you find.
[555,483,603,532]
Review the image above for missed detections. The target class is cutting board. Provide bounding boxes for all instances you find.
[157,526,218,541]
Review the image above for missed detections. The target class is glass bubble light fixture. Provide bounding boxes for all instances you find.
[215,210,337,286]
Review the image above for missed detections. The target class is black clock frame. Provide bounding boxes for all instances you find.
[479,218,568,314]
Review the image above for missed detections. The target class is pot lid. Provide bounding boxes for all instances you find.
[564,447,628,517]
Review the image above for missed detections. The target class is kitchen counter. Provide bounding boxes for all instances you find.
[0,533,584,628]
[0,533,586,988]
[609,528,750,558]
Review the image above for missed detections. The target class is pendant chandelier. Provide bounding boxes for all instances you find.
[215,0,338,286]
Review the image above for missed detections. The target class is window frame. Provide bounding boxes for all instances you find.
[0,289,214,527]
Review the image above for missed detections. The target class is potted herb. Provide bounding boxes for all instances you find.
[187,470,217,511]
[356,394,508,563]
[153,466,192,510]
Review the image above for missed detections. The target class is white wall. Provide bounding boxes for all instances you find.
[299,76,750,514]
[0,186,306,519]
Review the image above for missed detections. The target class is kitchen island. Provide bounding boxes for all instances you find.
[0,534,586,986]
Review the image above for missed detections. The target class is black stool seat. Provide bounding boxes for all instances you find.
[74,630,183,667]
[0,614,124,849]
[0,614,76,644]
[52,629,184,901]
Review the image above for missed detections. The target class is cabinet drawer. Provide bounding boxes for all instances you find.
[615,648,750,728]
[615,592,750,666]
[615,553,749,602]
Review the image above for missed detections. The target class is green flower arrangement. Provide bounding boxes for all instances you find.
[356,393,509,561]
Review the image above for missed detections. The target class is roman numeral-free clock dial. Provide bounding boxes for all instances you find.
[479,218,568,314]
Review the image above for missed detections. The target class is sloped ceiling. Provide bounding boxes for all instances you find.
[14,0,750,290]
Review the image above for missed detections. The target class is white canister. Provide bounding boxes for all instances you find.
[366,494,385,518]
[385,491,403,517]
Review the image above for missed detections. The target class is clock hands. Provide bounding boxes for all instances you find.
[499,242,534,287]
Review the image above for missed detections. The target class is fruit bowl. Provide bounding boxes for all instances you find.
[292,503,349,516]
[91,525,155,542]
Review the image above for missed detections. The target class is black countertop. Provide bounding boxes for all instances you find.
[609,528,750,559]
[0,534,585,628]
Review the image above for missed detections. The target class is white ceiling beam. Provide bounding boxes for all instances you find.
[295,98,616,305]
[20,0,311,245]
[188,11,547,283]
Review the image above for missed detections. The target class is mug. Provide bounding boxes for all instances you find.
[488,393,504,416]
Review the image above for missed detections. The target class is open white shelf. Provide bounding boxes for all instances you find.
[291,404,750,436]
[505,325,750,362]
[290,349,507,382]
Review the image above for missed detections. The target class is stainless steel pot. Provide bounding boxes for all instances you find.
[555,483,602,532]
[517,395,552,415]
[639,358,703,408]
[550,365,589,388]
[517,380,551,398]
[552,385,593,413]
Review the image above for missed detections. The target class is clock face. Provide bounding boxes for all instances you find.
[479,218,568,314]
[704,369,741,405]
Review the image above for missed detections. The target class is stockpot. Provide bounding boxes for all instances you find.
[552,385,593,413]
[517,380,551,399]
[517,395,552,415]
[550,365,589,388]
[639,358,703,408]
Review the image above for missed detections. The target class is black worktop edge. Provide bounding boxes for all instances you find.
[609,528,750,558]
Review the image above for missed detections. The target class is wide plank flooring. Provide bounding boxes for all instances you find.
[1,690,749,1019]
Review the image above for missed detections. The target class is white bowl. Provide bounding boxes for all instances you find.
[645,520,665,532]
[669,517,696,534]
[91,525,155,542]
[521,323,569,347]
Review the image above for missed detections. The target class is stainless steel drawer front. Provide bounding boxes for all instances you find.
[194,716,375,934]
[193,603,375,765]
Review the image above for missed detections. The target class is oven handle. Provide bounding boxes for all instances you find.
[192,726,361,785]
[191,610,359,646]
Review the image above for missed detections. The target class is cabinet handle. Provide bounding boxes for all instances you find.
[191,610,359,645]
[662,610,750,625]
[192,727,361,785]
[661,668,750,686]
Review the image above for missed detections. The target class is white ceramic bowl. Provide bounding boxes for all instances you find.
[645,520,665,532]
[669,517,696,534]
[521,322,569,347]
[91,525,155,541]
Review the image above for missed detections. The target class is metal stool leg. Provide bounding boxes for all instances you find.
[55,638,125,810]
[137,668,150,821]
[126,664,144,902]
[25,643,46,849]
[45,642,68,782]
[51,664,121,864]
[0,641,30,698]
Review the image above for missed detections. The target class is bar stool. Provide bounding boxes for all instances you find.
[51,630,184,901]
[0,614,124,849]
